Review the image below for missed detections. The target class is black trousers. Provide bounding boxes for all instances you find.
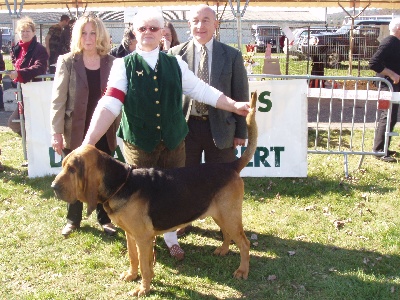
[0,86,4,110]
[373,84,400,153]
[185,117,236,167]
[64,135,112,226]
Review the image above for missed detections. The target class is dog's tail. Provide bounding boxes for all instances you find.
[233,91,258,172]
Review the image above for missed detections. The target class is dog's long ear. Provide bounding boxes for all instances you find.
[84,177,99,217]
[75,151,100,217]
[84,158,101,217]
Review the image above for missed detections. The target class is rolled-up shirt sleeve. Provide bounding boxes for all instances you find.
[98,58,127,116]
[176,55,222,106]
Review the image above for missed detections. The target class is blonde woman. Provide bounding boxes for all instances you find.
[51,14,119,237]
[8,16,48,135]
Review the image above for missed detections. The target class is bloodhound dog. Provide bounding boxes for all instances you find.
[51,92,258,296]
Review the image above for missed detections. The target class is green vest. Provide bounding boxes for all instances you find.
[117,52,188,152]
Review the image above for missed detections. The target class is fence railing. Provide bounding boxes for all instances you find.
[248,74,395,176]
[1,72,396,177]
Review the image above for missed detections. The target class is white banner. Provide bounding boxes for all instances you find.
[23,81,63,178]
[240,80,308,177]
[22,79,308,178]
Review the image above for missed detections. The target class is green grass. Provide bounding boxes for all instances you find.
[1,128,400,299]
[2,54,13,70]
[250,54,376,77]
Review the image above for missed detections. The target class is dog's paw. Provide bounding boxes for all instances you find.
[233,268,249,280]
[128,285,149,297]
[213,246,229,256]
[120,270,138,281]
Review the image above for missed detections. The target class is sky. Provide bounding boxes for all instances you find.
[0,6,356,14]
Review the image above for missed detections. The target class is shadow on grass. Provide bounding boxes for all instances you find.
[308,128,352,149]
[0,165,57,199]
[151,226,400,299]
[70,224,127,243]
[2,167,395,205]
[244,176,396,199]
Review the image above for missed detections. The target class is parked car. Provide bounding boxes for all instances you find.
[251,24,285,53]
[1,27,13,54]
[283,27,336,56]
[297,19,391,68]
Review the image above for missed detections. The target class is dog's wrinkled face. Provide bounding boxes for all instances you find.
[51,145,102,216]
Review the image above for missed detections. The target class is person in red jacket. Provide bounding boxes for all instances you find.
[7,16,48,135]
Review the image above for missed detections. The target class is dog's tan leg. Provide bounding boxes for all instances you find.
[212,218,231,256]
[230,228,250,279]
[120,232,139,281]
[130,237,155,296]
[213,205,250,279]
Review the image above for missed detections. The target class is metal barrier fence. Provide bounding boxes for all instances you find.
[249,74,395,177]
[1,71,396,177]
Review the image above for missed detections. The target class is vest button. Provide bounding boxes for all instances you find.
[156,126,161,130]
[156,113,160,117]
[153,76,157,80]
[155,88,158,92]
[156,101,160,104]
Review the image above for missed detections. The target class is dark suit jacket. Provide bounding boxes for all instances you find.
[169,39,249,149]
[51,53,118,151]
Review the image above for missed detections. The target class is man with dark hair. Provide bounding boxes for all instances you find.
[370,18,400,162]
[58,18,76,56]
[110,26,136,58]
[45,14,70,73]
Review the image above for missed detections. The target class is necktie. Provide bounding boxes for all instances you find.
[195,45,209,115]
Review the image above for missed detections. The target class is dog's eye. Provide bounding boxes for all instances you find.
[67,166,76,174]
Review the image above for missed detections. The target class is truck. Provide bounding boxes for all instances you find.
[1,27,13,54]
[297,19,391,68]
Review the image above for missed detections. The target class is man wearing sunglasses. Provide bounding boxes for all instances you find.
[82,7,250,261]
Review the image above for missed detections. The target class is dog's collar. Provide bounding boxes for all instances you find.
[103,164,133,214]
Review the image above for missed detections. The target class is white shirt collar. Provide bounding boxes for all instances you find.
[193,38,214,53]
[135,46,160,69]
[136,46,159,58]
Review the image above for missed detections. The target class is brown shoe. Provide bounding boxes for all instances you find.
[102,223,117,236]
[62,224,78,237]
[169,244,185,261]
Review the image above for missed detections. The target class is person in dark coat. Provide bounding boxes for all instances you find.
[110,27,136,58]
[8,16,48,135]
[369,18,400,162]
[58,18,76,56]
[45,14,70,74]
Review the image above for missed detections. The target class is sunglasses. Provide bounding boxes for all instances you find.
[137,26,161,33]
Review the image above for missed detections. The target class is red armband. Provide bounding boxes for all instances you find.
[105,87,125,103]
